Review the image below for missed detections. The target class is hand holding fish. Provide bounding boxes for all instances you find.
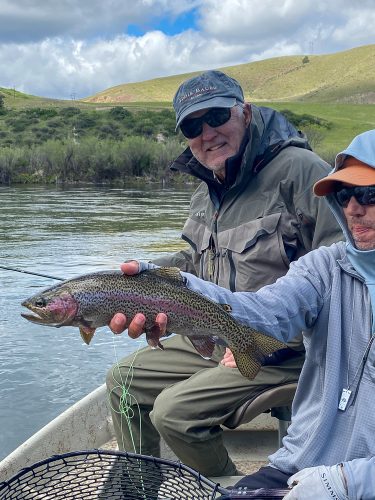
[221,347,238,368]
[113,262,238,367]
[108,261,167,340]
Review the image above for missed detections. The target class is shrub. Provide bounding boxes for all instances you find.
[73,114,96,129]
[24,108,58,119]
[108,106,132,120]
[59,106,81,118]
[280,109,332,130]
[97,123,120,140]
[0,93,5,115]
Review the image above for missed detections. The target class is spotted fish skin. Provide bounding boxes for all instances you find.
[21,268,286,379]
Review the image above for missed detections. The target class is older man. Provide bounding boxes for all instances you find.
[123,129,375,498]
[106,70,342,477]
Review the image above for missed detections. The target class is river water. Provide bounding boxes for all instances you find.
[0,184,193,461]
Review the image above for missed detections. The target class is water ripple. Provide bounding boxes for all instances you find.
[0,184,192,460]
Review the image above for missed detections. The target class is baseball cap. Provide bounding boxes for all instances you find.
[314,157,375,196]
[173,70,244,129]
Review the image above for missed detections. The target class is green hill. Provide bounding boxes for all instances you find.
[0,44,374,157]
[84,44,375,105]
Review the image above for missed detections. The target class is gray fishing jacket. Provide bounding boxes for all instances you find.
[155,105,342,295]
[176,131,375,498]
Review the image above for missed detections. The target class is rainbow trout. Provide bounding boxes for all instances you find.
[21,268,286,379]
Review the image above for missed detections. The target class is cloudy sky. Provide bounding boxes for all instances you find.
[0,0,374,100]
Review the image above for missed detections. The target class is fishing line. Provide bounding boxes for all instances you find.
[0,264,64,281]
[5,261,151,494]
[109,336,144,452]
[108,335,149,498]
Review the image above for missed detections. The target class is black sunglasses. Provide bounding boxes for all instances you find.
[179,107,232,139]
[335,185,375,207]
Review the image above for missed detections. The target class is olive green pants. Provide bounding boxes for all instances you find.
[106,335,303,477]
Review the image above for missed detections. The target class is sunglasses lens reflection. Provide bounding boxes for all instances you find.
[335,186,375,207]
[180,108,231,139]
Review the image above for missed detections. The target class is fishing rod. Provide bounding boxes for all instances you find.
[0,264,64,281]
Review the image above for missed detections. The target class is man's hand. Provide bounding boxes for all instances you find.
[108,261,167,339]
[283,464,348,499]
[220,348,237,368]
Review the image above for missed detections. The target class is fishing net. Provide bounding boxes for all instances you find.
[0,450,289,499]
[0,450,227,499]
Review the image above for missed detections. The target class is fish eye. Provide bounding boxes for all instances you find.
[35,297,47,308]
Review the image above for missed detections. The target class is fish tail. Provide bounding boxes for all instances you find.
[229,326,286,379]
[231,349,263,380]
[251,330,286,356]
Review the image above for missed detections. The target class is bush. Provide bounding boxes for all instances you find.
[59,107,81,118]
[24,108,58,119]
[97,123,120,140]
[0,93,5,115]
[133,118,155,136]
[73,114,96,129]
[280,109,332,130]
[108,106,132,120]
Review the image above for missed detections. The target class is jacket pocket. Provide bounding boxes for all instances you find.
[182,217,211,254]
[217,213,290,292]
[181,217,213,279]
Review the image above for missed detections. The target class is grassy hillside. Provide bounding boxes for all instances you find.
[0,87,64,109]
[264,101,375,152]
[0,44,374,157]
[84,44,375,105]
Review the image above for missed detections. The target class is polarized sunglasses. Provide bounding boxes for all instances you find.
[179,107,232,139]
[335,185,375,207]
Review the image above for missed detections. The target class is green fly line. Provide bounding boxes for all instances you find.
[108,335,150,498]
[110,338,143,452]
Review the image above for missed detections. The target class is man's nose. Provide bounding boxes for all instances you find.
[345,196,366,215]
[201,122,217,140]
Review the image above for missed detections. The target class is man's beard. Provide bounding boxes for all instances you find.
[347,216,375,250]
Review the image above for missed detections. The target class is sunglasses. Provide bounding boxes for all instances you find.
[179,107,232,139]
[335,185,375,207]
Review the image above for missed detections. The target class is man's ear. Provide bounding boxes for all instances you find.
[243,103,252,127]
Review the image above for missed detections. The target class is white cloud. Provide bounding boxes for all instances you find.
[331,7,375,44]
[0,0,373,99]
[0,0,199,41]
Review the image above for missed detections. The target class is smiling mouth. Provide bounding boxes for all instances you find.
[207,142,226,152]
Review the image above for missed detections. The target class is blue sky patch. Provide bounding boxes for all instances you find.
[127,8,198,37]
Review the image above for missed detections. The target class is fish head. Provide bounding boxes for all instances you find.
[21,288,78,327]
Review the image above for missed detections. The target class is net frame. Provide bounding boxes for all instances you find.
[0,449,228,499]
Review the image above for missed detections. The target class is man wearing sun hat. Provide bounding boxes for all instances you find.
[119,129,375,497]
[106,70,343,477]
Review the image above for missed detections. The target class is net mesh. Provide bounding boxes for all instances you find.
[0,450,228,499]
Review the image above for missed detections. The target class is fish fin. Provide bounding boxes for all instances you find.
[231,349,263,379]
[146,324,165,349]
[144,267,185,284]
[218,303,232,313]
[151,342,164,350]
[188,336,216,359]
[251,331,286,356]
[212,335,228,346]
[79,326,96,345]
